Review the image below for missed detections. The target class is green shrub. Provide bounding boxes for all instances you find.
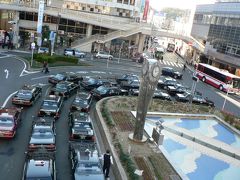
[115,142,139,180]
[33,54,78,64]
[101,100,114,127]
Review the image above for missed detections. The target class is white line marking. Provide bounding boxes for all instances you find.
[2,91,17,108]
[170,62,175,66]
[216,92,240,108]
[31,75,51,80]
[90,71,106,74]
[4,69,9,79]
[76,71,88,74]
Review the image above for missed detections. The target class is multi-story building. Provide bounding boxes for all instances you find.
[0,0,150,54]
[191,0,240,76]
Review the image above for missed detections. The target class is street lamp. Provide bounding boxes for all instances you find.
[222,83,231,111]
[118,41,125,64]
[189,75,199,104]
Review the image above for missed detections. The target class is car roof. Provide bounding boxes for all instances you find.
[0,108,19,116]
[45,95,61,101]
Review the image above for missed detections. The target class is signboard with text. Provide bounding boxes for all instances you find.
[142,0,149,21]
[37,0,44,46]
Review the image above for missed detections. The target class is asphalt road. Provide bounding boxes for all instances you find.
[0,50,239,180]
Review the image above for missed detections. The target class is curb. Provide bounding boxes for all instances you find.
[95,98,128,180]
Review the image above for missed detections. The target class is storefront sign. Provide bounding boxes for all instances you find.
[37,0,44,46]
[142,0,149,21]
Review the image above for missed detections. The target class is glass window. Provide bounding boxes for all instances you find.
[67,26,75,33]
[60,18,67,25]
[123,0,128,4]
[26,12,34,21]
[68,20,75,26]
[19,11,25,20]
[117,0,122,3]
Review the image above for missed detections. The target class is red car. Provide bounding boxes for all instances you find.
[0,107,22,138]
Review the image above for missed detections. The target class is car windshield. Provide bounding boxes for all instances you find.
[74,122,92,129]
[76,162,102,174]
[17,90,32,99]
[42,100,58,108]
[54,74,65,80]
[56,84,67,90]
[32,128,53,138]
[87,78,97,85]
[74,98,88,105]
[96,86,108,94]
[0,116,14,127]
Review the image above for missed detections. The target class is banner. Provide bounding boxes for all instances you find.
[142,0,149,21]
[37,0,44,46]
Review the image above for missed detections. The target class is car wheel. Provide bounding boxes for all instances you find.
[80,55,84,58]
[219,85,223,91]
[109,57,113,60]
[202,77,206,82]
[97,56,100,59]
[174,75,178,79]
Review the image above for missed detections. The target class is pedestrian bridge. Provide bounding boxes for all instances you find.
[0,0,204,52]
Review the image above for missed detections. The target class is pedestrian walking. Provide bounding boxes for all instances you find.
[44,62,49,74]
[102,150,113,178]
[42,61,47,72]
[182,63,187,72]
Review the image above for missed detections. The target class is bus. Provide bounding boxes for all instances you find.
[167,43,175,52]
[196,63,240,94]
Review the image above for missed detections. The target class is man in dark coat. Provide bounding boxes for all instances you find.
[102,149,113,178]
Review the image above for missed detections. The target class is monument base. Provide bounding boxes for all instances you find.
[128,133,148,143]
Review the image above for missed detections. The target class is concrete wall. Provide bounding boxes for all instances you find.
[191,23,210,41]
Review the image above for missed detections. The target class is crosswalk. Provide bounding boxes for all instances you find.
[159,60,183,68]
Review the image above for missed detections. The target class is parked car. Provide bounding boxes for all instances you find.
[69,111,94,141]
[22,151,56,180]
[69,142,104,180]
[167,84,190,96]
[92,85,128,100]
[64,48,86,58]
[120,79,140,91]
[38,95,63,120]
[38,47,49,54]
[71,91,93,112]
[116,74,139,84]
[153,89,171,100]
[80,77,110,91]
[48,72,83,85]
[95,51,113,60]
[0,107,22,138]
[162,67,183,79]
[158,77,178,89]
[28,117,55,152]
[49,81,79,99]
[176,92,215,107]
[128,88,139,96]
[12,85,42,106]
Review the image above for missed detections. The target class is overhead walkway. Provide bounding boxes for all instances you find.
[0,0,205,52]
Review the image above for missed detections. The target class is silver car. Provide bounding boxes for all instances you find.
[95,51,113,60]
[29,118,55,152]
[70,142,104,180]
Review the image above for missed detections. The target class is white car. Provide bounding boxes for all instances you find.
[38,47,49,54]
[64,48,86,58]
[95,51,113,60]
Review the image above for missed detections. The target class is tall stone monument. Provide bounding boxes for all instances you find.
[130,58,161,142]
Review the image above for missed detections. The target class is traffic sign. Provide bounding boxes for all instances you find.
[31,42,36,50]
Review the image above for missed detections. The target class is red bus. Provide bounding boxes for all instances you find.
[196,63,240,94]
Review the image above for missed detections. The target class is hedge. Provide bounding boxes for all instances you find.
[33,53,78,64]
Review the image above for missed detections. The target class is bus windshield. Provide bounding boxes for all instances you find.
[232,78,240,89]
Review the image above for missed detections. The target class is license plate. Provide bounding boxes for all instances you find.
[80,135,86,139]
[46,112,51,115]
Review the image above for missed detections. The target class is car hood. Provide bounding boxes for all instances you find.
[176,94,185,98]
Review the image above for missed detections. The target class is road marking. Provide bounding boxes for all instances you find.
[31,75,51,80]
[216,92,240,108]
[2,91,17,108]
[76,71,88,74]
[4,69,9,79]
[90,71,106,74]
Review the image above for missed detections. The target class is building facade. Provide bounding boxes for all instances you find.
[191,0,240,76]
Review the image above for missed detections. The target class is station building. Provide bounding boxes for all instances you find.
[191,0,240,76]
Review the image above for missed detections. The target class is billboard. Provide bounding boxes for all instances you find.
[37,0,44,46]
[142,0,149,21]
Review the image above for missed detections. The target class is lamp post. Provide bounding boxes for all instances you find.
[118,41,125,64]
[222,84,231,111]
